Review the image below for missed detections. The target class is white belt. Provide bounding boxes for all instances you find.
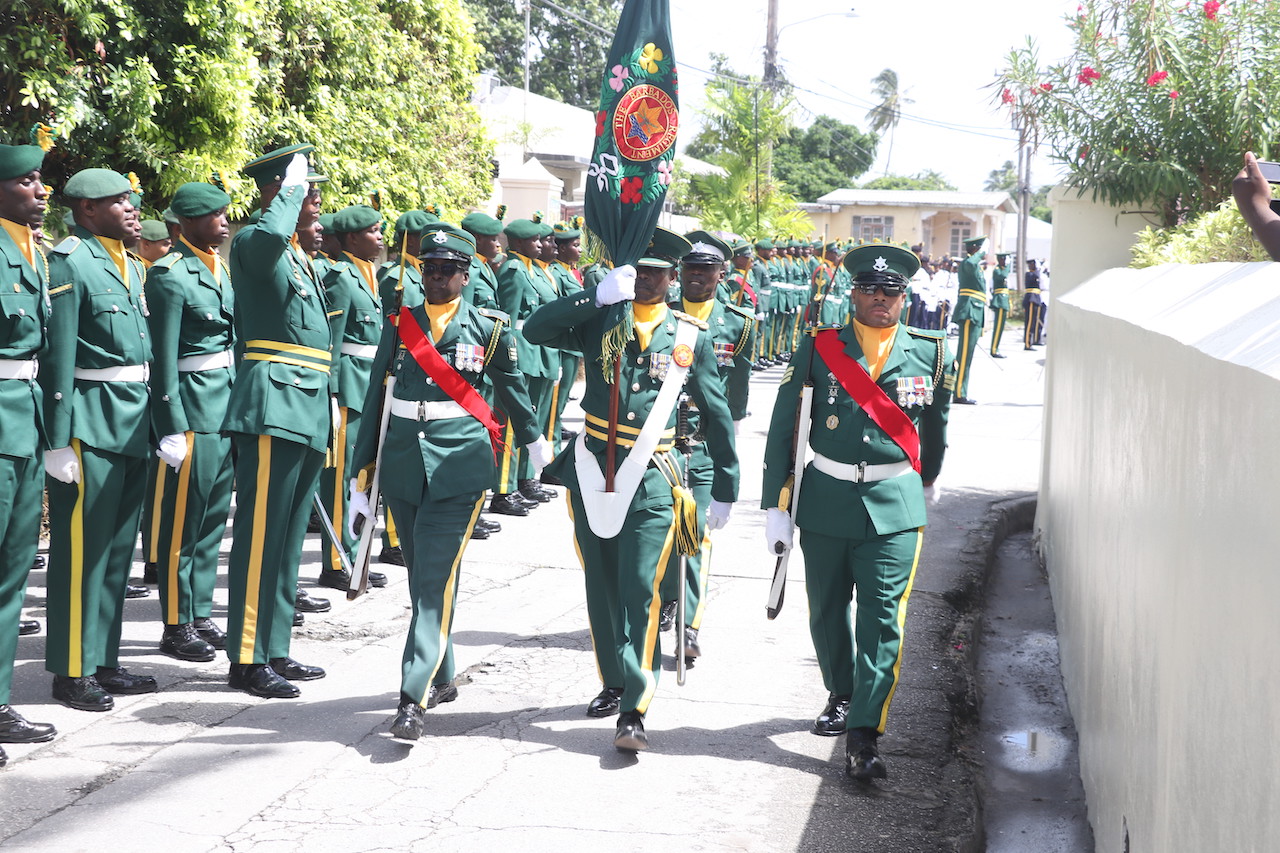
[515,320,526,331]
[0,358,37,381]
[74,364,149,383]
[176,350,234,373]
[811,453,912,484]
[390,398,469,422]
[340,342,378,359]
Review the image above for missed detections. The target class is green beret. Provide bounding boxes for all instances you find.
[63,168,132,200]
[241,143,328,187]
[963,235,987,251]
[330,204,383,234]
[128,192,142,209]
[0,144,44,182]
[418,223,476,261]
[317,213,336,234]
[139,220,169,242]
[394,210,434,235]
[503,218,541,241]
[170,182,232,218]
[842,242,920,282]
[683,230,730,264]
[536,221,554,238]
[552,221,581,241]
[461,212,503,237]
[753,238,774,250]
[638,227,692,269]
[162,207,180,225]
[730,240,753,258]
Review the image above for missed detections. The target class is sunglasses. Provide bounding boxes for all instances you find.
[854,283,907,297]
[421,261,468,277]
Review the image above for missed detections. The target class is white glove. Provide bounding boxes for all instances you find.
[924,482,942,505]
[707,500,732,531]
[156,433,187,471]
[348,478,372,541]
[766,507,794,555]
[595,264,636,306]
[281,152,309,188]
[755,312,765,321]
[733,419,742,437]
[44,447,80,484]
[524,436,553,472]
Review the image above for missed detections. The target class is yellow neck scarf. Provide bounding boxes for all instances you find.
[98,235,130,288]
[0,217,36,271]
[852,319,898,382]
[345,253,376,295]
[681,297,714,324]
[424,297,462,342]
[181,235,226,283]
[632,301,668,351]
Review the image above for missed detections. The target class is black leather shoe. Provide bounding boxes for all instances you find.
[426,680,458,709]
[18,619,39,636]
[540,472,563,486]
[469,525,490,540]
[378,546,406,566]
[160,623,216,662]
[513,490,539,509]
[368,571,388,588]
[295,586,331,612]
[30,554,45,570]
[658,600,676,633]
[95,666,158,695]
[142,561,158,585]
[52,675,113,711]
[390,700,426,740]
[683,627,701,660]
[559,428,575,441]
[269,657,325,682]
[586,686,624,718]
[519,479,554,502]
[488,493,529,517]
[812,693,850,736]
[229,663,300,699]
[193,617,226,650]
[316,569,351,591]
[0,704,56,743]
[991,352,1007,358]
[125,583,150,599]
[614,710,648,751]
[476,518,501,533]
[953,396,977,405]
[307,511,322,533]
[293,611,304,627]
[0,744,6,767]
[846,727,888,781]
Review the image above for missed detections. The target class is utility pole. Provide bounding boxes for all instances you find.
[1015,122,1029,296]
[764,0,779,86]
[522,0,531,126]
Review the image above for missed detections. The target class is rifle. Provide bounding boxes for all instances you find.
[311,493,356,578]
[348,233,408,599]
[674,392,692,685]
[766,258,839,620]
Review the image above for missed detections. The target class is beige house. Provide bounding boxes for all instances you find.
[803,189,1018,260]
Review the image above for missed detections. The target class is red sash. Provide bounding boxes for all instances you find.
[813,329,921,474]
[396,306,505,460]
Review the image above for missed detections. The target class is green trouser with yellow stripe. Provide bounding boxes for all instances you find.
[568,465,679,716]
[990,308,1008,356]
[955,318,981,399]
[549,353,580,452]
[0,453,42,703]
[659,444,712,630]
[386,491,484,707]
[798,524,923,734]
[148,431,233,626]
[225,434,324,664]
[45,441,147,677]
[320,405,361,578]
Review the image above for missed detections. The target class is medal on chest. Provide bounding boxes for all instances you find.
[712,342,735,367]
[649,352,671,380]
[895,375,934,407]
[453,342,485,373]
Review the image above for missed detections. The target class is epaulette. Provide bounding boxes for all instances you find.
[906,326,945,340]
[724,302,754,321]
[670,309,708,330]
[806,323,843,336]
[52,235,80,255]
[477,306,510,324]
[154,252,183,270]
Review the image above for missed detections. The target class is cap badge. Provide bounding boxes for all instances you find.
[873,255,888,272]
[691,241,712,254]
[432,231,448,244]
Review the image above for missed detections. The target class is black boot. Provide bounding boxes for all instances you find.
[845,727,888,781]
[159,623,217,662]
[614,710,648,751]
[812,692,850,736]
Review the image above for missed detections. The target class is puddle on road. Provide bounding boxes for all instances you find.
[997,729,1071,772]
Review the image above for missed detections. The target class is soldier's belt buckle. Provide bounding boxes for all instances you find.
[417,401,428,421]
[853,461,867,483]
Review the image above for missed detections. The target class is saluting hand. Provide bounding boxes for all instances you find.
[595,264,636,306]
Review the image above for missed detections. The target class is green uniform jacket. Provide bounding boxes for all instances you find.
[549,262,584,356]
[224,185,333,453]
[672,298,756,422]
[582,262,609,289]
[377,255,424,315]
[496,253,558,380]
[524,288,740,505]
[351,300,539,503]
[145,240,236,435]
[990,265,1011,311]
[953,252,988,325]
[0,224,48,456]
[323,255,382,412]
[762,323,954,537]
[468,255,500,311]
[42,228,151,456]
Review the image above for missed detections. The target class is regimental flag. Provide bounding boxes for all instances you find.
[584,0,679,378]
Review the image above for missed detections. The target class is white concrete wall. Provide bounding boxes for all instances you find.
[1047,185,1158,298]
[1040,262,1280,852]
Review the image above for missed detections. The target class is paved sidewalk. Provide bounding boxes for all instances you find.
[1,331,1045,853]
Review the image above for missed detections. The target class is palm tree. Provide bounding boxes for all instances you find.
[866,69,913,176]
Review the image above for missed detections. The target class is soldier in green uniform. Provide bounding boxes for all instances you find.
[524,228,739,751]
[136,220,172,266]
[656,232,755,660]
[763,242,954,781]
[547,221,585,456]
[989,252,1011,358]
[0,142,58,755]
[145,181,238,662]
[459,211,501,312]
[317,204,389,591]
[811,242,845,326]
[952,236,987,404]
[222,144,331,699]
[347,223,548,740]
[377,210,427,315]
[42,168,156,711]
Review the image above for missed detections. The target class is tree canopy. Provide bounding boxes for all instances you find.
[0,0,494,222]
[984,159,1053,222]
[774,115,878,202]
[860,171,956,192]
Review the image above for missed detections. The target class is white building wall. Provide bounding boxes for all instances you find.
[1040,262,1280,852]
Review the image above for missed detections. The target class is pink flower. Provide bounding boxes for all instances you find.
[1077,66,1101,86]
[1146,70,1169,86]
[1169,90,1180,98]
[609,64,630,93]
[1032,82,1053,95]
[1001,88,1015,105]
[656,160,673,186]
[1204,1,1220,21]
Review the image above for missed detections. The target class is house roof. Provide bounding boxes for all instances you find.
[815,188,1018,213]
